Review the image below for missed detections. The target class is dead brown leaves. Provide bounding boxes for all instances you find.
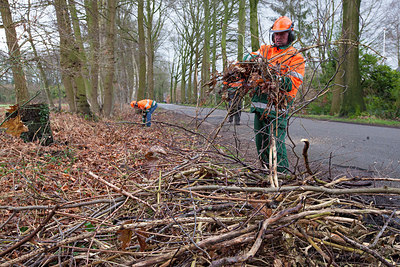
[220,61,289,111]
[0,105,29,137]
[0,105,199,237]
[0,115,28,137]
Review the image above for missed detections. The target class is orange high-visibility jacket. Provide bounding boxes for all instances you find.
[252,45,305,98]
[133,99,156,110]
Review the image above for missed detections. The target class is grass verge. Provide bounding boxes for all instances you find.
[296,114,400,128]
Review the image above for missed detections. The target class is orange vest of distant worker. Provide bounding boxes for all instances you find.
[131,99,156,110]
[252,45,304,98]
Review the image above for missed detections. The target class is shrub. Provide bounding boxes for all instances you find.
[360,53,400,119]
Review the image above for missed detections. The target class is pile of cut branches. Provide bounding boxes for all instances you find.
[1,108,400,266]
[216,60,290,111]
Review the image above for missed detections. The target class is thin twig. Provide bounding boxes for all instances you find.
[188,184,400,195]
[88,171,156,212]
[335,231,395,267]
[209,200,303,266]
[369,209,396,248]
[0,205,58,257]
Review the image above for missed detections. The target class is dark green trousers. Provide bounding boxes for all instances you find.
[253,111,289,173]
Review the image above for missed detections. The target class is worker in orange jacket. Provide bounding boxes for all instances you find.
[245,16,305,173]
[130,99,158,127]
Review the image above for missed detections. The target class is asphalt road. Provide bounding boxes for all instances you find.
[158,103,400,178]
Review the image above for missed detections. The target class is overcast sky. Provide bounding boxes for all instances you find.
[0,1,397,69]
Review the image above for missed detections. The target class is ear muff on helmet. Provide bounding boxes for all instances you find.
[272,30,295,44]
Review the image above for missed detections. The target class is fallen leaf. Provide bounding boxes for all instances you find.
[1,115,29,137]
[136,227,149,252]
[117,228,133,250]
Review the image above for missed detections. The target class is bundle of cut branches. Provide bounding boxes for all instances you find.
[218,60,290,112]
[2,162,400,266]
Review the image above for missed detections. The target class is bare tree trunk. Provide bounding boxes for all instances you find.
[193,45,199,103]
[173,59,179,103]
[0,0,29,105]
[339,0,365,116]
[237,0,245,61]
[146,0,154,99]
[221,0,229,71]
[132,50,139,99]
[249,0,259,52]
[211,0,218,74]
[54,0,91,115]
[102,0,117,116]
[180,48,187,103]
[187,53,193,103]
[85,0,101,114]
[169,59,175,103]
[201,0,210,100]
[53,0,75,112]
[330,49,344,115]
[137,0,146,100]
[172,53,181,103]
[69,0,93,111]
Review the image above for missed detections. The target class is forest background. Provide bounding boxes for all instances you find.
[0,0,399,121]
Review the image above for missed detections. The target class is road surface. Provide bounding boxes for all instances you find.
[158,103,400,178]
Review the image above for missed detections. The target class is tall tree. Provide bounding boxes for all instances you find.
[311,0,338,65]
[180,43,188,103]
[137,0,147,100]
[146,0,155,99]
[54,0,91,115]
[200,0,210,100]
[68,0,92,107]
[114,4,138,104]
[144,0,167,101]
[54,0,75,112]
[211,0,218,75]
[385,0,400,68]
[249,0,259,52]
[25,0,54,108]
[102,0,117,116]
[174,0,204,103]
[221,0,234,71]
[84,0,101,114]
[339,0,365,116]
[237,0,245,61]
[0,0,30,104]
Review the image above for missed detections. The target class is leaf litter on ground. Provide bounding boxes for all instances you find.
[0,105,400,266]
